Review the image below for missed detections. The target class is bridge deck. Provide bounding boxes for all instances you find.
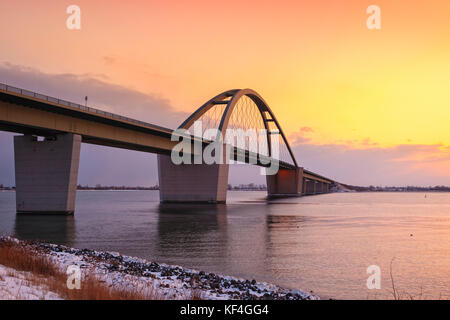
[0,83,334,184]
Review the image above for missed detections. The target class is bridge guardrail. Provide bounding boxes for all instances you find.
[1,83,336,181]
[0,82,161,130]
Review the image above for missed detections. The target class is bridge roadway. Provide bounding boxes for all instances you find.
[0,83,335,213]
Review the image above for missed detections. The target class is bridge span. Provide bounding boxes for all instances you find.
[0,83,335,214]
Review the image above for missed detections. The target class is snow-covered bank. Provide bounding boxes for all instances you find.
[0,264,62,300]
[0,237,318,300]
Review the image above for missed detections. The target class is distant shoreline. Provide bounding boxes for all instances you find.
[1,188,450,193]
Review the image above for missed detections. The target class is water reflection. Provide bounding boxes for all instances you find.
[266,214,308,230]
[1,191,448,299]
[157,203,228,243]
[155,203,229,269]
[14,214,75,246]
[265,214,310,289]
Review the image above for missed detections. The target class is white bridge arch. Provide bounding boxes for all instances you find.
[157,88,330,203]
[178,89,298,169]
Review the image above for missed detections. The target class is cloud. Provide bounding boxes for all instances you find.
[102,56,116,66]
[291,141,450,186]
[0,63,448,188]
[0,63,190,187]
[286,125,449,186]
[300,126,313,133]
[0,62,188,129]
[289,126,315,144]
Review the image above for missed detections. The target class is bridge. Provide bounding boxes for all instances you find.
[0,83,335,214]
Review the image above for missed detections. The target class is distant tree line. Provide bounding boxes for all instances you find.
[227,183,267,191]
[1,183,267,191]
[341,184,450,192]
[76,184,159,190]
[2,183,448,192]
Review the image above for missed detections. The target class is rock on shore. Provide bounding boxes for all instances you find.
[0,237,319,300]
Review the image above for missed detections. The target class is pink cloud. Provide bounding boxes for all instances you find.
[289,127,315,144]
[1,63,448,187]
[291,142,450,186]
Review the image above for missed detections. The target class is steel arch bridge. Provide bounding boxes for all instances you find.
[158,88,335,203]
[0,83,336,212]
[178,88,298,170]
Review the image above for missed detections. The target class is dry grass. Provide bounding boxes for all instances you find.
[389,258,398,300]
[0,242,57,278]
[388,257,425,300]
[387,258,444,300]
[0,240,162,300]
[191,289,205,300]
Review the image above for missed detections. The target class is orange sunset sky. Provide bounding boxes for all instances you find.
[0,0,449,186]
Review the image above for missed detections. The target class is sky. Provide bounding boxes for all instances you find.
[0,0,449,187]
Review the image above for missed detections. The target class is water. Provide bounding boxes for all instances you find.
[0,190,449,299]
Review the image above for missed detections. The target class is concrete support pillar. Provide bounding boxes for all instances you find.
[14,134,81,215]
[305,179,314,195]
[157,154,229,203]
[266,167,303,198]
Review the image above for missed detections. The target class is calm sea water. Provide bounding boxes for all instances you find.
[0,190,449,299]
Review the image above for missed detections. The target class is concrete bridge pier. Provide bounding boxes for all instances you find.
[14,134,81,215]
[157,154,229,203]
[304,179,314,195]
[266,167,303,198]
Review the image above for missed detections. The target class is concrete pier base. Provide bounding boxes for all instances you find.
[304,179,315,195]
[157,155,229,203]
[14,134,81,215]
[266,167,303,198]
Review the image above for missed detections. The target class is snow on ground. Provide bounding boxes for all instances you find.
[0,237,319,300]
[0,264,62,300]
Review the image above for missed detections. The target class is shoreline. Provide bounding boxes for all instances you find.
[0,237,318,300]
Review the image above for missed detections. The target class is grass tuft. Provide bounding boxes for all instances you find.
[0,239,162,300]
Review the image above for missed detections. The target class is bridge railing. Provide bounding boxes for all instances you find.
[1,83,336,180]
[0,82,164,131]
